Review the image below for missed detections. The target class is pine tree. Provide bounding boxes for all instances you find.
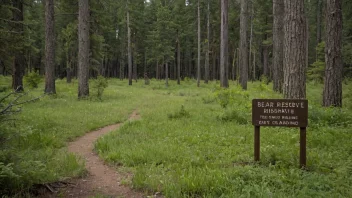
[323,0,343,107]
[78,0,90,98]
[44,0,56,94]
[283,0,307,99]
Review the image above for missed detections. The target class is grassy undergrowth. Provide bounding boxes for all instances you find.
[1,76,352,197]
[0,77,148,196]
[95,80,352,197]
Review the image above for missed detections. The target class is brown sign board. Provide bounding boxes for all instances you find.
[252,99,308,127]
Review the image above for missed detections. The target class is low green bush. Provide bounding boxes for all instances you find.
[24,71,42,89]
[167,105,190,119]
[91,75,108,100]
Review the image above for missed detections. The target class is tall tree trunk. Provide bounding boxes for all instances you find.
[239,0,248,90]
[232,50,236,81]
[204,0,210,84]
[197,0,201,87]
[249,4,253,81]
[237,48,240,83]
[263,46,269,78]
[273,0,284,92]
[78,0,90,98]
[156,59,159,79]
[316,0,322,46]
[165,61,168,87]
[12,0,25,91]
[283,0,307,99]
[323,0,343,107]
[127,1,132,85]
[220,0,229,88]
[253,51,256,80]
[177,32,181,84]
[133,37,137,82]
[120,59,124,80]
[45,0,56,94]
[212,50,216,81]
[144,51,147,78]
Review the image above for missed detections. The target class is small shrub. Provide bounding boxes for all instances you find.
[216,109,249,124]
[184,77,191,82]
[92,75,108,100]
[202,95,216,104]
[24,71,42,88]
[167,105,190,119]
[214,88,250,109]
[260,75,270,84]
[309,106,352,127]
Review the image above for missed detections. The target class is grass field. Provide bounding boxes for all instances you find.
[1,75,352,197]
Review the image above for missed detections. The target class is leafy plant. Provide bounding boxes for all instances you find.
[24,71,42,88]
[216,108,249,124]
[167,105,190,119]
[92,75,108,100]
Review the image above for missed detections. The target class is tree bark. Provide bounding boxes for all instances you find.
[197,0,201,87]
[316,0,322,46]
[45,0,56,94]
[283,0,307,99]
[323,0,343,107]
[263,45,269,78]
[177,31,181,84]
[220,0,229,88]
[78,0,90,98]
[133,37,137,82]
[127,1,132,85]
[204,0,210,84]
[156,59,159,79]
[273,0,284,92]
[212,50,216,81]
[239,0,248,90]
[165,61,168,87]
[249,4,253,81]
[12,0,25,91]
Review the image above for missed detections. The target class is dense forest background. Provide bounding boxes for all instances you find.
[1,0,351,86]
[1,0,352,197]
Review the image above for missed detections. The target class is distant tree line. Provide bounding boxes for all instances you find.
[0,0,350,106]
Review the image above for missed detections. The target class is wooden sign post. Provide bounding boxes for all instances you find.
[252,99,308,168]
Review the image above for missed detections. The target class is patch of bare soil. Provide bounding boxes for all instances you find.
[42,110,146,198]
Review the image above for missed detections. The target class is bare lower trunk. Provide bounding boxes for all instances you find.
[263,46,269,78]
[273,0,284,92]
[67,67,72,83]
[156,60,159,79]
[78,0,90,98]
[133,39,137,82]
[45,0,56,94]
[120,59,124,80]
[239,0,248,89]
[197,0,201,87]
[127,2,132,85]
[283,0,307,99]
[165,61,168,87]
[177,34,181,84]
[220,0,229,88]
[323,0,343,107]
[212,51,216,81]
[12,0,25,91]
[204,0,210,84]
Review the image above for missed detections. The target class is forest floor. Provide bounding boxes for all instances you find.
[1,77,352,197]
[37,110,146,198]
[61,110,143,197]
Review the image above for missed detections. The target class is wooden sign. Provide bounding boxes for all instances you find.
[252,99,308,127]
[251,99,308,168]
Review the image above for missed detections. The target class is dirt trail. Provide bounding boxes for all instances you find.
[60,110,144,197]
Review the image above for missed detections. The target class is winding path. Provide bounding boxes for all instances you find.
[62,110,143,197]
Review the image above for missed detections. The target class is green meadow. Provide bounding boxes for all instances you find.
[1,76,352,197]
